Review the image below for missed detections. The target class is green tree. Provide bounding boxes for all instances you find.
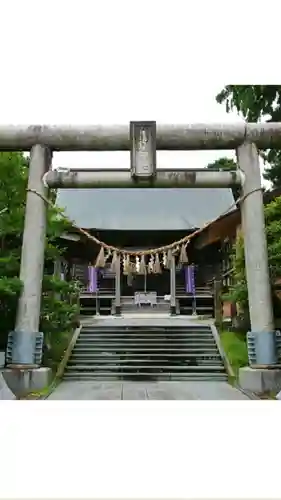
[0,152,80,366]
[206,157,240,201]
[228,195,281,321]
[216,85,281,187]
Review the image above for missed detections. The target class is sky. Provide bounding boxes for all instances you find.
[0,0,270,188]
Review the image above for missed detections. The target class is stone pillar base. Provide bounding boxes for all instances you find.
[239,366,281,394]
[253,330,277,365]
[6,330,44,366]
[2,367,52,398]
[115,306,121,316]
[170,306,177,316]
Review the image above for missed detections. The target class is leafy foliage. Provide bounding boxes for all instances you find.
[0,152,79,360]
[206,157,240,200]
[227,196,281,318]
[220,330,248,380]
[216,85,281,187]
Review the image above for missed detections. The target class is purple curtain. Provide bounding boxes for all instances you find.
[184,265,195,295]
[88,266,98,292]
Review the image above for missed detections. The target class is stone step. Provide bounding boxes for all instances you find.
[63,373,228,381]
[79,331,213,336]
[71,338,217,351]
[71,351,220,357]
[76,337,215,343]
[76,330,214,335]
[69,360,222,367]
[66,364,225,372]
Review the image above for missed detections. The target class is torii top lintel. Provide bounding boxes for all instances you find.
[0,122,280,151]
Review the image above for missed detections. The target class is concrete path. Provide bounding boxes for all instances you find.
[47,380,249,400]
[0,373,16,400]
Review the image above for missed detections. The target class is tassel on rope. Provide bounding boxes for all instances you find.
[162,252,167,268]
[95,246,106,268]
[127,271,133,286]
[123,255,130,275]
[127,256,131,274]
[167,249,173,269]
[130,261,136,274]
[121,256,126,275]
[105,249,111,262]
[128,257,135,274]
[110,251,118,272]
[179,243,189,264]
[138,254,146,274]
[154,253,162,274]
[148,255,154,274]
[123,255,128,275]
[126,256,135,284]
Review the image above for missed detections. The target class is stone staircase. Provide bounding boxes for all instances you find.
[64,322,228,381]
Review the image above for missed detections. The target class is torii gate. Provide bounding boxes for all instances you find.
[1,121,280,389]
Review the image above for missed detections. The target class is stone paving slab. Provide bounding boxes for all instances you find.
[0,373,16,400]
[47,381,249,400]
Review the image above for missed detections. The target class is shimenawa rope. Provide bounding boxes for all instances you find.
[26,187,262,263]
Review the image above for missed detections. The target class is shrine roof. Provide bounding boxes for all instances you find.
[56,187,235,231]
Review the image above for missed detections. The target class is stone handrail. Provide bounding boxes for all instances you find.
[55,325,82,380]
